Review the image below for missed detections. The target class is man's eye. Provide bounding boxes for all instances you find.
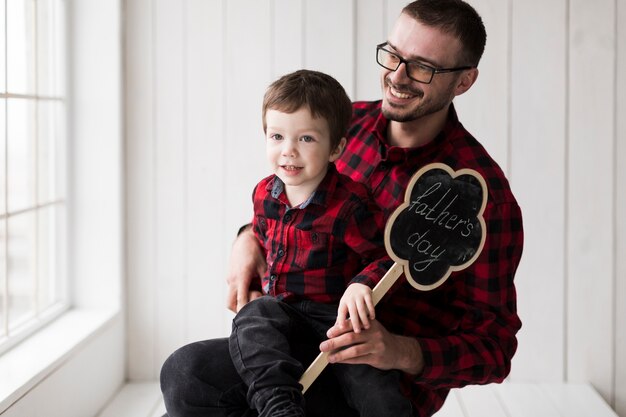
[300,136,314,143]
[411,62,432,73]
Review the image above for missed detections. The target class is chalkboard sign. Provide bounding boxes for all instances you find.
[299,163,488,393]
[384,162,487,290]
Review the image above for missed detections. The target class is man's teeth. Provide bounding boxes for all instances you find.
[391,88,414,99]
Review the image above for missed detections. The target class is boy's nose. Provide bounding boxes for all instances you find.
[281,140,297,156]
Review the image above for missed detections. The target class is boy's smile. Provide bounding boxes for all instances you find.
[280,165,303,174]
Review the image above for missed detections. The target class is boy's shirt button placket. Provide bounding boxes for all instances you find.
[268,273,278,296]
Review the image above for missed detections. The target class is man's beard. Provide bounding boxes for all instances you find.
[381,76,455,122]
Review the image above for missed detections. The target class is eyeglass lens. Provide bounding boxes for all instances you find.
[377,48,433,83]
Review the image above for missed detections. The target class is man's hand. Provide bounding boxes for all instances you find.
[226,227,266,312]
[320,319,424,375]
[337,283,375,333]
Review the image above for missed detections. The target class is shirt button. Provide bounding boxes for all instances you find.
[284,213,292,222]
[379,163,388,170]
[277,249,285,257]
[270,274,277,281]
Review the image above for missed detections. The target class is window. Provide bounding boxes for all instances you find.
[0,0,67,354]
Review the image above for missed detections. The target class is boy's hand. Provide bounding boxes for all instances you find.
[337,283,375,333]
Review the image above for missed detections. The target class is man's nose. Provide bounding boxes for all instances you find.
[388,62,410,83]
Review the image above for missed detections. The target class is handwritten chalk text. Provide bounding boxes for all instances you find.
[407,182,474,238]
[407,229,445,271]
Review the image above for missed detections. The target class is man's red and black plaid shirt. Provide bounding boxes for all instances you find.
[334,101,524,416]
[251,164,393,304]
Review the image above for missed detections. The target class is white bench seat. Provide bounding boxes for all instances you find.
[98,381,618,417]
[436,382,617,417]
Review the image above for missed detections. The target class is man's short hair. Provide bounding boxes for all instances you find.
[402,0,487,67]
[262,69,353,151]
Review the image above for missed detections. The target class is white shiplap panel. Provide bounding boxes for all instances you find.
[223,0,272,332]
[615,0,626,414]
[354,0,385,101]
[567,0,615,403]
[272,0,304,78]
[185,0,229,342]
[454,0,509,173]
[508,0,567,383]
[304,0,355,98]
[385,0,407,31]
[224,0,272,225]
[154,0,187,371]
[70,0,123,308]
[126,0,157,380]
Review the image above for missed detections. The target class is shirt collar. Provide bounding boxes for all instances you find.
[370,101,460,161]
[268,165,340,209]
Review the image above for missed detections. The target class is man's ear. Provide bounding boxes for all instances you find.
[454,68,479,97]
[329,137,347,162]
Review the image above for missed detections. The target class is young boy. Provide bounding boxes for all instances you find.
[228,70,413,417]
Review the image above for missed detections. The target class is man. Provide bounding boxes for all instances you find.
[161,1,523,416]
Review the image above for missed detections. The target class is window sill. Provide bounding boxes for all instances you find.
[0,308,120,413]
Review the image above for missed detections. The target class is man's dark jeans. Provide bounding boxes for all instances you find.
[161,297,413,416]
[160,338,359,417]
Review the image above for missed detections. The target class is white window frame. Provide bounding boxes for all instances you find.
[0,0,69,357]
[0,0,124,415]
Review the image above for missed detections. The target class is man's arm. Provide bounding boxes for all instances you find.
[225,226,266,312]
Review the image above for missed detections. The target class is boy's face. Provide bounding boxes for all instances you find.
[265,107,342,198]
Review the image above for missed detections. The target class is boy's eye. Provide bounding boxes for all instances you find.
[300,136,314,143]
[270,133,283,141]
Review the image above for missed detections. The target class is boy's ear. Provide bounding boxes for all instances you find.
[329,137,347,162]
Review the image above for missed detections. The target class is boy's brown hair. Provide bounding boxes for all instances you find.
[262,69,353,151]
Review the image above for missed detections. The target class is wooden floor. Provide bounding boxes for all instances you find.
[98,381,619,417]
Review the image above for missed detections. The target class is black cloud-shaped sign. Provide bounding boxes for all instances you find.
[384,163,487,291]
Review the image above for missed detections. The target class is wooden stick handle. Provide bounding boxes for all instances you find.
[371,263,404,306]
[299,351,329,393]
[299,263,403,393]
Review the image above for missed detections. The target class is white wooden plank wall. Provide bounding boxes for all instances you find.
[126,0,157,381]
[567,0,616,403]
[507,0,567,384]
[454,0,510,172]
[616,2,626,416]
[124,1,626,415]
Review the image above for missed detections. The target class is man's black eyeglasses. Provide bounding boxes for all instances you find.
[376,42,474,84]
